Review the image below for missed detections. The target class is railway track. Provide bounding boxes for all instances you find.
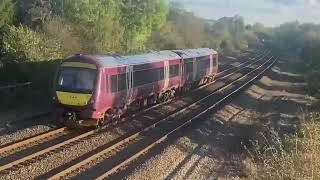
[0,49,266,156]
[48,55,277,179]
[0,50,271,178]
[0,127,67,155]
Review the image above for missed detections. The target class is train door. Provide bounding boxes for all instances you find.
[209,55,213,75]
[193,57,197,81]
[164,61,170,89]
[126,65,134,105]
[183,58,194,82]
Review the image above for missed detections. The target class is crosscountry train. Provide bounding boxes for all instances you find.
[52,48,218,127]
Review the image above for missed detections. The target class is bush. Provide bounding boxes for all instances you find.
[2,25,63,63]
[306,70,320,95]
[42,16,83,55]
[246,113,320,180]
[0,0,15,27]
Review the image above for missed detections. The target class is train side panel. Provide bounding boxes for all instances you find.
[102,58,182,115]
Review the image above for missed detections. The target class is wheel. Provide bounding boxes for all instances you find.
[96,120,104,129]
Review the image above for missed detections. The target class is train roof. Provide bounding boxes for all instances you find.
[95,50,180,68]
[172,48,217,59]
[91,48,217,68]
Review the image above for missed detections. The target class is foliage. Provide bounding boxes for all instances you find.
[50,0,168,53]
[307,70,320,94]
[15,0,52,29]
[0,0,15,27]
[42,16,82,55]
[246,113,320,180]
[149,4,255,54]
[2,25,62,63]
[268,22,320,96]
[119,0,168,51]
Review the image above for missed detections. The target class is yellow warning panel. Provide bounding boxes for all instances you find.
[56,91,92,106]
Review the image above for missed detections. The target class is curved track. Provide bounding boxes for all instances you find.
[0,50,273,178]
[0,49,266,152]
[47,54,276,179]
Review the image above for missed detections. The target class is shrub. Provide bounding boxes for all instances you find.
[0,0,15,27]
[306,70,320,95]
[246,113,320,180]
[2,25,63,63]
[43,16,83,55]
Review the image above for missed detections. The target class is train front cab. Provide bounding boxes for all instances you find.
[52,58,103,127]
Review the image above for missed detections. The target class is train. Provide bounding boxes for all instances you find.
[52,48,218,127]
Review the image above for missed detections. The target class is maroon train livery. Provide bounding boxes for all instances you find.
[52,48,218,127]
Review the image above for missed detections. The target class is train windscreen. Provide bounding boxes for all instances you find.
[56,67,97,94]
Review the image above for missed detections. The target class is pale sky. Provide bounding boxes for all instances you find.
[173,0,320,26]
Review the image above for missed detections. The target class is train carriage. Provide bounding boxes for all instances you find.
[174,49,218,91]
[52,48,218,127]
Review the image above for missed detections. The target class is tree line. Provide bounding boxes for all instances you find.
[1,0,320,94]
[0,0,260,65]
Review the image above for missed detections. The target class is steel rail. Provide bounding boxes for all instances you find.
[0,82,32,90]
[95,56,277,179]
[216,49,269,76]
[106,50,268,129]
[47,55,275,180]
[0,128,99,171]
[0,127,68,155]
[0,50,269,174]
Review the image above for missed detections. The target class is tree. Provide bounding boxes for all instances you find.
[16,0,52,29]
[119,0,168,51]
[0,0,15,27]
[2,25,62,63]
[148,21,185,50]
[51,0,123,53]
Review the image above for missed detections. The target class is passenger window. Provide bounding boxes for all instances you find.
[169,64,179,77]
[110,73,127,92]
[133,67,164,87]
[198,59,210,70]
[213,58,217,67]
[118,73,127,91]
[111,75,117,92]
[184,62,193,73]
[159,68,164,80]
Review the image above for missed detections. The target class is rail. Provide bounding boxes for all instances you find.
[47,55,276,179]
[0,82,32,91]
[96,56,278,179]
[0,50,270,176]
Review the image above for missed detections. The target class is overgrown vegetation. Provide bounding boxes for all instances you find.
[265,22,320,95]
[243,113,320,180]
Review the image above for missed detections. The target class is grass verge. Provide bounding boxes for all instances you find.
[243,113,320,180]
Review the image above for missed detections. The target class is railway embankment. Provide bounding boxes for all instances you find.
[118,58,316,179]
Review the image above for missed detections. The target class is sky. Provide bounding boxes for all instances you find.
[173,0,320,26]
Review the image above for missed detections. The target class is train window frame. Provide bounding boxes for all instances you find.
[111,75,118,92]
[213,57,217,67]
[197,58,210,70]
[184,62,193,74]
[110,73,127,93]
[133,67,164,87]
[169,64,179,78]
[56,67,97,94]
